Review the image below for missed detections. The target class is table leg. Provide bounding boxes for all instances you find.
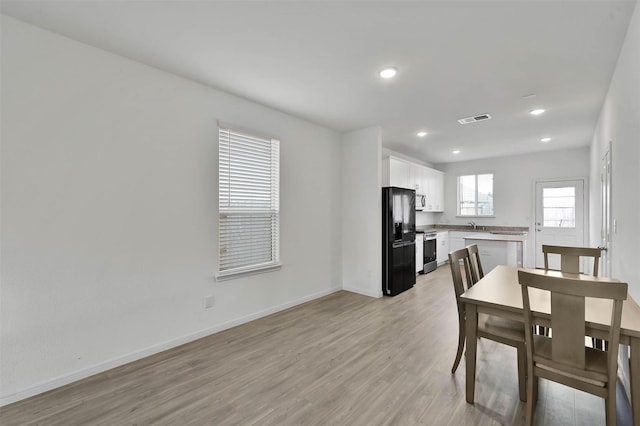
[631,336,640,426]
[465,303,478,404]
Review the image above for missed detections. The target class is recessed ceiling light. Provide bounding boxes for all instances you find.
[452,150,461,154]
[540,137,552,143]
[529,108,546,116]
[379,67,398,79]
[417,131,428,137]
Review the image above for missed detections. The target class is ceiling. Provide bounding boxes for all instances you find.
[1,1,635,164]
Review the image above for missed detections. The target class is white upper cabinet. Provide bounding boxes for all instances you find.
[382,157,410,189]
[431,169,444,212]
[409,163,423,193]
[423,167,434,210]
[420,167,444,212]
[381,156,445,212]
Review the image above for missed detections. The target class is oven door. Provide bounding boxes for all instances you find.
[423,235,437,273]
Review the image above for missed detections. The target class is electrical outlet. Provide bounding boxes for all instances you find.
[204,295,215,309]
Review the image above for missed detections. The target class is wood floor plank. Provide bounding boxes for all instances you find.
[0,266,633,425]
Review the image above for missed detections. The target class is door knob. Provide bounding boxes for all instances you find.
[536,229,541,232]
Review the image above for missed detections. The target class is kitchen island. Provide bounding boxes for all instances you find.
[463,232,527,273]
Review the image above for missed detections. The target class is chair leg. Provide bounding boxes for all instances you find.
[605,383,616,426]
[517,344,527,402]
[451,315,466,374]
[525,373,535,426]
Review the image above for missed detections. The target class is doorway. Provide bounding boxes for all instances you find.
[534,179,586,270]
[600,144,611,277]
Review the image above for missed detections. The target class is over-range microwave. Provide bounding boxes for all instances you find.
[415,193,426,211]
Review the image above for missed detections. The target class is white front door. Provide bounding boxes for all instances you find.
[534,179,586,270]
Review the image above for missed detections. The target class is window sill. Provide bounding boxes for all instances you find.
[456,215,496,218]
[215,263,282,282]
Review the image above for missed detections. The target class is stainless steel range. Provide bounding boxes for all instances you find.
[423,232,437,274]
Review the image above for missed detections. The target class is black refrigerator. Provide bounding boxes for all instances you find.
[382,187,416,296]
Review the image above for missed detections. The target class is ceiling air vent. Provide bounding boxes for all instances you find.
[457,113,492,125]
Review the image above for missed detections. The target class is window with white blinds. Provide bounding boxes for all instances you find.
[217,126,280,279]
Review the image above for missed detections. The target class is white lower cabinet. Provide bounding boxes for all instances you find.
[436,231,449,265]
[448,231,467,253]
[463,237,525,274]
[415,234,423,273]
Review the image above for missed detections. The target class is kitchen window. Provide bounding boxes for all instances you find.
[457,173,494,217]
[217,124,280,280]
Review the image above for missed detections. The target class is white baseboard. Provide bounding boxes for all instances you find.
[343,285,383,298]
[0,286,341,407]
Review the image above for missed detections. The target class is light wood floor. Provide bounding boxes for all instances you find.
[1,266,633,425]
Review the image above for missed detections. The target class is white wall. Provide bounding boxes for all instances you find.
[0,15,343,404]
[436,147,591,266]
[341,127,382,298]
[416,211,441,227]
[589,2,640,301]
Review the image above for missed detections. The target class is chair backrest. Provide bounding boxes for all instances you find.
[518,270,627,374]
[466,244,484,285]
[448,248,474,307]
[542,245,601,276]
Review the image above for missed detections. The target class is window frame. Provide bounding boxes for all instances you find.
[216,123,281,281]
[456,173,495,218]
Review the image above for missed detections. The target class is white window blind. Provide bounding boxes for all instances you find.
[218,126,280,278]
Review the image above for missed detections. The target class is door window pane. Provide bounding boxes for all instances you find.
[543,187,575,228]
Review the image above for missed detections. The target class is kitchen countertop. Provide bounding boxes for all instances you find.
[463,232,527,242]
[416,225,529,235]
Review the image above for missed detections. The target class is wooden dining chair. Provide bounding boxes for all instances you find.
[518,270,627,426]
[448,247,527,402]
[466,243,484,285]
[542,244,601,276]
[542,244,606,349]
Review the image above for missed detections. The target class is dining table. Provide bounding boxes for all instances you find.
[460,265,640,424]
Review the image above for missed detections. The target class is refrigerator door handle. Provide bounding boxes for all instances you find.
[392,241,415,248]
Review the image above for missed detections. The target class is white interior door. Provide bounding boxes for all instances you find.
[534,179,585,269]
[600,147,611,277]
